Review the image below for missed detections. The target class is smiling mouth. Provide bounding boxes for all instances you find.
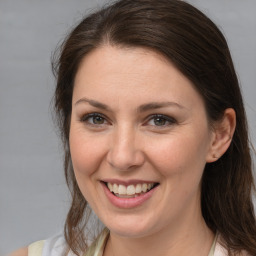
[103,182,159,198]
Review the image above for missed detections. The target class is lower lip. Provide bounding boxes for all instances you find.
[101,182,158,209]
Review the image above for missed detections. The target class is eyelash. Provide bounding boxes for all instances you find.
[145,114,177,127]
[80,113,109,126]
[80,113,177,128]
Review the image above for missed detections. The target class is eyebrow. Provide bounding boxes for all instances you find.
[74,97,185,112]
[75,97,110,110]
[138,102,185,112]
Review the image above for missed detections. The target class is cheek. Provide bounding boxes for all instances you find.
[69,128,107,205]
[147,132,210,179]
[69,126,106,177]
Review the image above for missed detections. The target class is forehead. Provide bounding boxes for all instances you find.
[75,45,171,82]
[73,45,204,111]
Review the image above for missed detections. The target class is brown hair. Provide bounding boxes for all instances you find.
[52,0,256,255]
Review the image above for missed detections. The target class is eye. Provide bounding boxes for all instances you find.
[146,114,176,127]
[80,113,108,125]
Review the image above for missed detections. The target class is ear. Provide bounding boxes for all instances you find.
[206,108,236,163]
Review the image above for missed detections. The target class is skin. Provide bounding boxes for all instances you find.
[9,247,28,256]
[69,45,235,256]
[10,45,235,256]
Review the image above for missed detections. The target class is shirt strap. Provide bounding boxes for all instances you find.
[28,240,45,256]
[208,233,218,256]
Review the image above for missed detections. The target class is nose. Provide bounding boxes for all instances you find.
[106,125,145,171]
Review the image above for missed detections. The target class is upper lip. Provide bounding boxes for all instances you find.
[101,179,159,186]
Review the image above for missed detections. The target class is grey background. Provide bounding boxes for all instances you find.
[0,0,255,255]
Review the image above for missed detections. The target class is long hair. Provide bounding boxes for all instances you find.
[52,0,256,255]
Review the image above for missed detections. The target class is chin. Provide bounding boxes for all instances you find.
[110,226,151,238]
[102,215,157,238]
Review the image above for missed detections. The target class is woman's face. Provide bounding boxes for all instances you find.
[70,46,215,238]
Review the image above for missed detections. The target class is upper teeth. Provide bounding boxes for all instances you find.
[107,183,155,195]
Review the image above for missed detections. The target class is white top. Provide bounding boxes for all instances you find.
[28,230,249,256]
[29,233,76,256]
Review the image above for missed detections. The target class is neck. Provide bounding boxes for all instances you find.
[104,212,214,256]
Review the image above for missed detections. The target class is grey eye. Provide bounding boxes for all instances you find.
[92,116,105,124]
[153,117,167,126]
[147,114,176,127]
[81,113,107,125]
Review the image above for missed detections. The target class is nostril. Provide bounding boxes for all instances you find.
[106,143,145,170]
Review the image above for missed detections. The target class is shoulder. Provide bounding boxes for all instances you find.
[8,247,28,256]
[8,234,67,256]
[42,233,69,255]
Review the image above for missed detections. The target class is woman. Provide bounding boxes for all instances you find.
[11,0,256,255]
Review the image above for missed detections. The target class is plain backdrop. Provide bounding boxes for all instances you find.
[0,0,255,255]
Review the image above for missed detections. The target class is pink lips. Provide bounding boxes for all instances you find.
[101,181,158,209]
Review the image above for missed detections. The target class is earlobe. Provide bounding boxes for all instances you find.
[206,108,236,163]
